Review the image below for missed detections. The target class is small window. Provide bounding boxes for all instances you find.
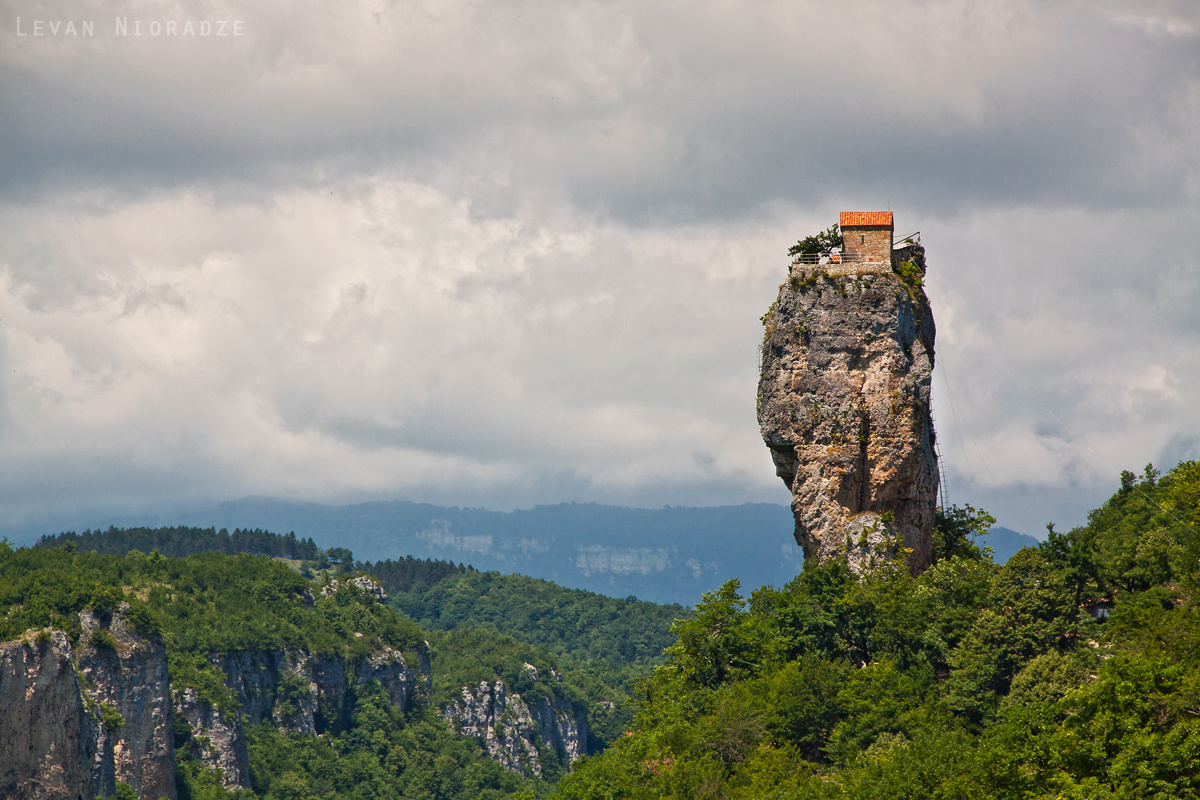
[861,234,865,243]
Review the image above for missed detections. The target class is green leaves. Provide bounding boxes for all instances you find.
[663,580,759,690]
[552,461,1200,800]
[788,225,844,258]
[893,259,924,292]
[931,504,995,565]
[765,657,850,758]
[8,460,1200,800]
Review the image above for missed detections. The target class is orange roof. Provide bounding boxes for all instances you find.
[839,211,893,228]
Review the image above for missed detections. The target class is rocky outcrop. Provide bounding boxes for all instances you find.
[321,575,388,603]
[0,611,177,800]
[0,631,96,800]
[77,609,176,800]
[758,243,938,573]
[175,687,250,789]
[217,649,321,733]
[170,573,430,789]
[528,693,589,766]
[356,646,428,712]
[443,678,589,777]
[0,605,431,796]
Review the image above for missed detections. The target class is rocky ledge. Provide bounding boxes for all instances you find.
[443,673,589,778]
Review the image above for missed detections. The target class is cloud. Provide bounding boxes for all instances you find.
[4,0,1198,214]
[927,202,1200,530]
[0,178,809,521]
[0,0,1198,537]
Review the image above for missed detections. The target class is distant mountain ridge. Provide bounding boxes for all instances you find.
[977,526,1040,564]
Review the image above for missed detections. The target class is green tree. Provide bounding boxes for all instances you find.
[662,580,759,690]
[788,224,843,258]
[931,504,995,564]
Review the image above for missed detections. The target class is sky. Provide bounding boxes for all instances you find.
[1,0,1198,541]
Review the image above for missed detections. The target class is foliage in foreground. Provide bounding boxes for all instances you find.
[555,462,1200,800]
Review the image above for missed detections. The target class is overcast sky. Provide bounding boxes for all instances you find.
[1,0,1198,540]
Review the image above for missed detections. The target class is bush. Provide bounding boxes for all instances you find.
[894,259,924,290]
[90,627,118,651]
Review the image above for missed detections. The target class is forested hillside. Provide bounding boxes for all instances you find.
[556,461,1200,799]
[29,527,686,749]
[5,528,686,798]
[366,556,684,666]
[0,545,542,799]
[365,561,686,743]
[38,525,322,561]
[12,461,1199,799]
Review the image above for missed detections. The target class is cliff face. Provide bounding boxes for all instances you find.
[78,609,176,800]
[0,632,95,800]
[757,244,938,573]
[178,643,431,789]
[176,577,430,790]
[0,609,176,800]
[443,676,589,777]
[175,687,250,789]
[0,574,432,797]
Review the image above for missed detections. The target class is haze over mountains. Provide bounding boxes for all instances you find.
[17,499,1038,604]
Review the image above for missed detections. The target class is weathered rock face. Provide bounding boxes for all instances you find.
[77,609,177,800]
[0,591,431,796]
[175,687,251,789]
[0,631,95,800]
[0,611,177,800]
[321,576,388,604]
[356,645,429,712]
[217,649,321,733]
[758,244,938,573]
[443,677,589,777]
[170,576,431,789]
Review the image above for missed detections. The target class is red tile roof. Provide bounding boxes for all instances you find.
[839,211,893,228]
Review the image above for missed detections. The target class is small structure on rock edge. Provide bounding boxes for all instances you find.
[839,211,894,263]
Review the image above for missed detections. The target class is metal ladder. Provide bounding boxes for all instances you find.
[930,407,949,512]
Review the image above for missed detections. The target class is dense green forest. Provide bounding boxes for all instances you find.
[556,461,1200,799]
[369,559,684,666]
[35,528,686,671]
[28,527,686,751]
[369,562,686,743]
[38,525,322,561]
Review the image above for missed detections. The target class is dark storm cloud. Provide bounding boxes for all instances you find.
[4,0,1197,217]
